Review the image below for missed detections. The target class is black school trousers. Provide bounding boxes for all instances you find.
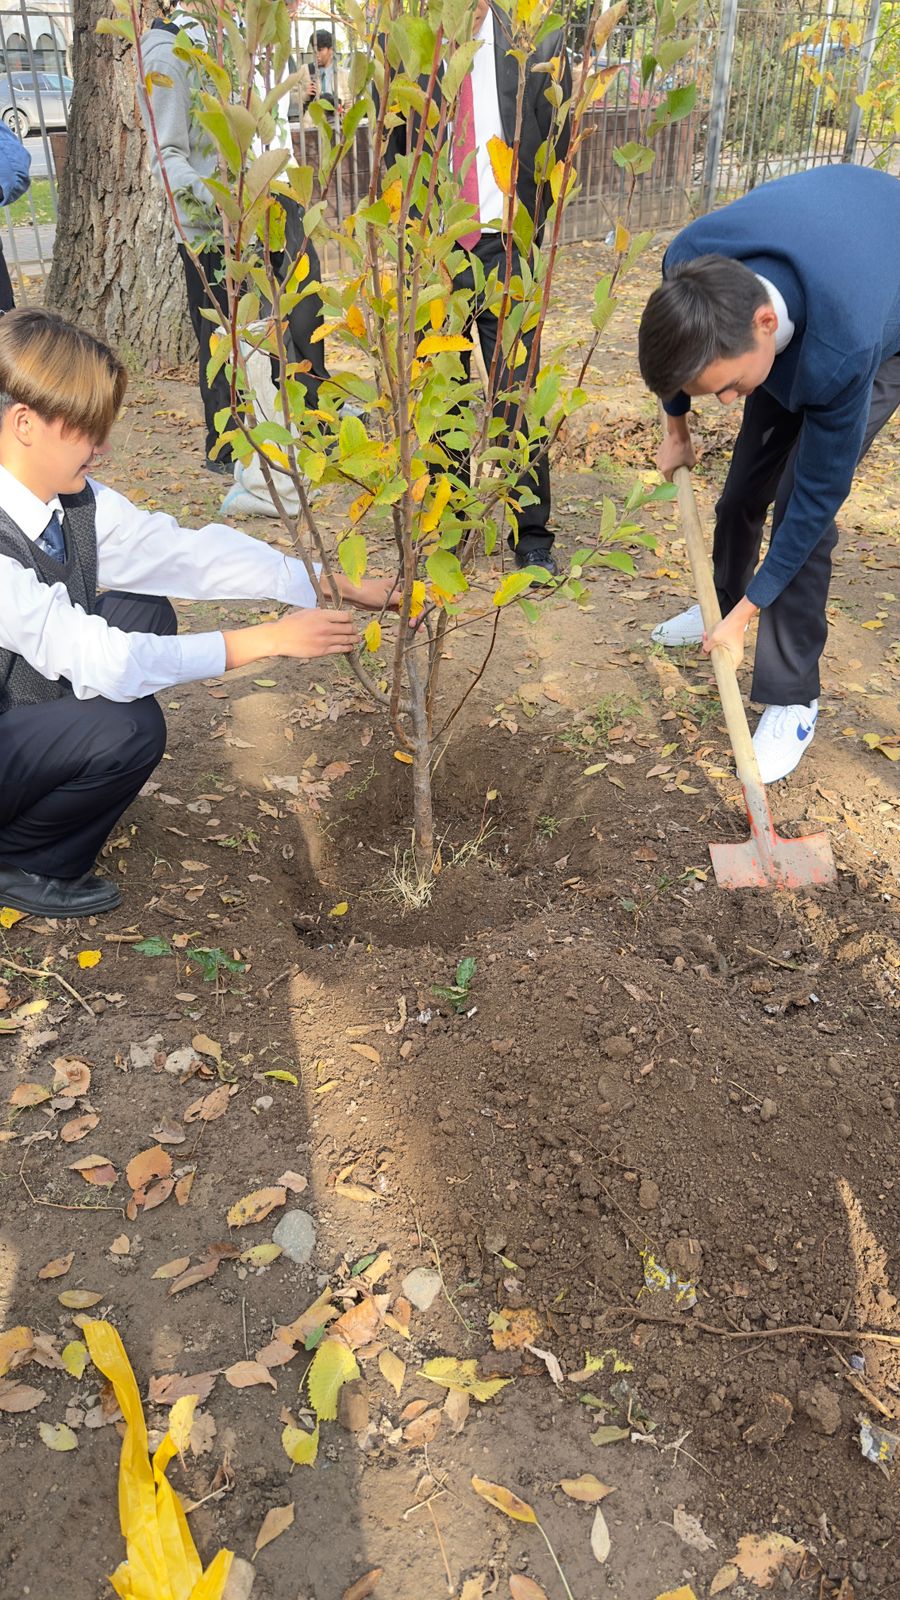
[452,232,553,556]
[179,203,327,464]
[714,352,900,705]
[0,593,173,879]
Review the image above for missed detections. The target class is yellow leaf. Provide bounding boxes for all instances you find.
[415,334,473,357]
[654,1590,699,1600]
[238,1242,283,1266]
[254,1501,294,1556]
[421,1357,512,1403]
[861,619,884,630]
[409,580,427,618]
[262,1069,298,1084]
[383,178,403,218]
[307,1338,360,1422]
[0,1326,32,1377]
[345,304,365,338]
[77,950,102,969]
[471,1474,537,1524]
[559,1474,615,1504]
[487,135,514,196]
[62,1339,89,1379]
[58,1290,103,1309]
[226,1186,287,1227]
[614,222,630,253]
[364,620,382,653]
[429,297,445,330]
[411,472,429,504]
[378,1349,405,1398]
[393,751,413,765]
[168,1393,197,1454]
[349,490,374,523]
[282,1422,319,1465]
[491,1307,542,1351]
[38,1421,78,1452]
[420,474,451,535]
[329,901,349,917]
[0,906,26,928]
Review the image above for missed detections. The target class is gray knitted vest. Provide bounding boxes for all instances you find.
[0,485,98,715]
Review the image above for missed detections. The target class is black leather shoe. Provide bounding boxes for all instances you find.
[203,457,233,477]
[0,865,122,917]
[513,546,558,576]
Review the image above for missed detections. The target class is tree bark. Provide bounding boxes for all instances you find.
[46,0,193,371]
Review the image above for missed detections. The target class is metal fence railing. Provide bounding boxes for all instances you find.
[1,0,896,302]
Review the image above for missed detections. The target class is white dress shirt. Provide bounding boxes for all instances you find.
[466,9,506,233]
[756,274,795,353]
[0,465,318,703]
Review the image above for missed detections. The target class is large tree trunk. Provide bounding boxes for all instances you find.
[47,0,193,371]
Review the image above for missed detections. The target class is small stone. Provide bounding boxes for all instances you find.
[484,1228,507,1255]
[638,1179,660,1212]
[401,1266,442,1311]
[837,1121,852,1139]
[743,1390,794,1446]
[601,1036,633,1059]
[271,1209,316,1265]
[760,1097,778,1122]
[222,1556,255,1600]
[338,1378,370,1434]
[799,1382,841,1436]
[129,1033,163,1071]
[665,1237,703,1278]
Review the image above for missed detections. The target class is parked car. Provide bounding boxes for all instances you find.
[0,72,71,137]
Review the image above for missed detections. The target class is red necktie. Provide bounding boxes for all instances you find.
[453,70,481,251]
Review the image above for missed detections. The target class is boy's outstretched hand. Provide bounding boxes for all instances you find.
[276,608,358,657]
[331,574,401,611]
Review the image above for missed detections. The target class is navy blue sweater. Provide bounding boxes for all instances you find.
[662,167,900,607]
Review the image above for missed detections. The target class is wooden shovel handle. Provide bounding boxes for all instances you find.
[671,464,765,793]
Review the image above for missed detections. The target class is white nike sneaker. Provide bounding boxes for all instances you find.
[651,602,704,647]
[753,700,818,784]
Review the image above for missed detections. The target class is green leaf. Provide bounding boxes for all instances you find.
[456,956,476,989]
[426,549,468,596]
[338,533,367,587]
[598,551,636,574]
[493,570,535,607]
[665,84,697,122]
[611,141,655,174]
[656,34,697,72]
[134,937,173,959]
[338,413,368,458]
[390,16,437,77]
[307,1338,360,1422]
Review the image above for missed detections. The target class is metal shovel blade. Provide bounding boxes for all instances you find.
[710,827,837,891]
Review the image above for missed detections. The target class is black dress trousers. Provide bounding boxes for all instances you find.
[0,592,174,879]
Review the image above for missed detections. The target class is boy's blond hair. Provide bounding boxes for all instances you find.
[0,308,127,442]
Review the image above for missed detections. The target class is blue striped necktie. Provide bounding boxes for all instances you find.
[37,509,66,563]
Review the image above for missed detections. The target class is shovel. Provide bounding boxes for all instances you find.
[671,464,836,891]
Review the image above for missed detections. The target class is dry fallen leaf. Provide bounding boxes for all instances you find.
[591,1506,611,1564]
[443,1386,470,1434]
[191,1032,222,1065]
[275,1170,308,1193]
[148,1371,217,1406]
[378,1348,405,1398]
[38,1420,78,1451]
[491,1308,542,1351]
[226,1185,286,1227]
[58,1290,103,1310]
[509,1577,550,1600]
[732,1533,805,1588]
[334,1162,380,1205]
[174,1171,195,1206]
[52,1057,92,1095]
[403,1407,442,1449]
[60,1114,99,1143]
[225,1360,277,1391]
[167,1255,223,1296]
[9,1082,51,1108]
[254,1501,294,1556]
[69,1154,117,1186]
[109,1234,130,1256]
[349,1043,381,1065]
[125,1146,173,1193]
[0,1379,46,1412]
[471,1476,537,1524]
[38,1252,75,1281]
[151,1257,192,1281]
[341,1570,384,1600]
[673,1504,716,1553]
[0,1326,32,1377]
[183,1083,231,1123]
[559,1474,615,1505]
[525,1344,565,1387]
[709,1569,738,1596]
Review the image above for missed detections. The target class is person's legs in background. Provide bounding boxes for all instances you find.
[177,244,234,473]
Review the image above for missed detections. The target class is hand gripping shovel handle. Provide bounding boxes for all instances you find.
[670,465,835,889]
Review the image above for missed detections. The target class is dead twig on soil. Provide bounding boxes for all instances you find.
[427,1233,474,1333]
[19,1146,123,1214]
[2,956,94,1017]
[616,1304,900,1349]
[425,1498,454,1596]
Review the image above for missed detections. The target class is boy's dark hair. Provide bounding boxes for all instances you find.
[0,307,127,441]
[638,255,770,399]
[313,29,332,49]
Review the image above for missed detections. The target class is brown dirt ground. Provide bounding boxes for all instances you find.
[1,242,899,1600]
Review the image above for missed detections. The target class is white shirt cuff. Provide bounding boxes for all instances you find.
[170,630,228,685]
